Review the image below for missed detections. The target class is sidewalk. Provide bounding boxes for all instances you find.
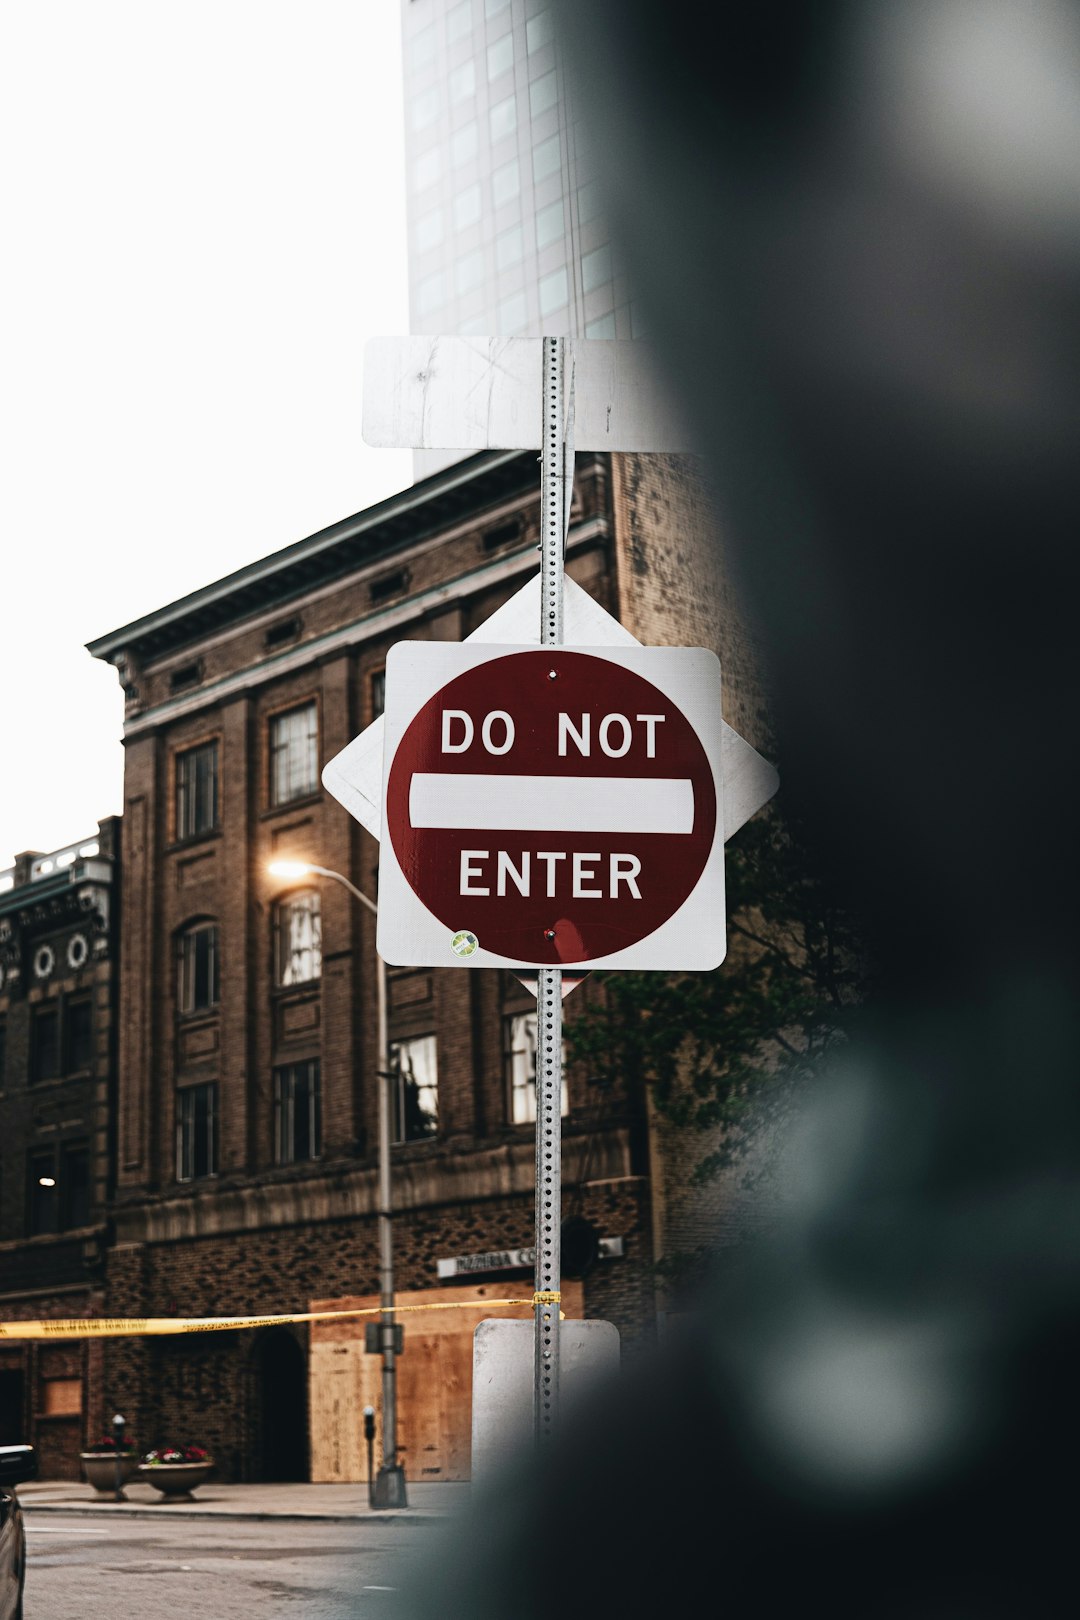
[17,1476,471,1524]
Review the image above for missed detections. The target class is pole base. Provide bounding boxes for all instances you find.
[371,1463,408,1509]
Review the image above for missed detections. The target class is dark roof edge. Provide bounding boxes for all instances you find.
[0,868,84,919]
[86,450,528,663]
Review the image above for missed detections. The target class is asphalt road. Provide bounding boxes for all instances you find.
[22,1513,437,1619]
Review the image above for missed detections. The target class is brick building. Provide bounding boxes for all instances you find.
[87,449,674,1483]
[0,821,120,1477]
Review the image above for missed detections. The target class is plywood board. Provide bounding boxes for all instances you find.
[309,1282,583,1482]
[308,1341,364,1484]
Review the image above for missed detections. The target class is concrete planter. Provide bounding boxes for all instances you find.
[137,1459,215,1499]
[80,1451,138,1499]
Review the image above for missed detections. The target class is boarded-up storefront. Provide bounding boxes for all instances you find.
[309,1281,584,1482]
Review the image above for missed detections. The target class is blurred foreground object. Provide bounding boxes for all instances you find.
[394,2,1080,1614]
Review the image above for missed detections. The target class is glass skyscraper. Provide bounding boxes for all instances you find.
[401,0,640,347]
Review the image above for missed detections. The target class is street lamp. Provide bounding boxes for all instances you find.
[267,858,407,1508]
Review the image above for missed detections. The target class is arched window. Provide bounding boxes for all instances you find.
[177,921,220,1014]
[274,890,322,986]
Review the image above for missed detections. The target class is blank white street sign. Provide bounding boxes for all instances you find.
[472,1318,620,1487]
[363,336,696,453]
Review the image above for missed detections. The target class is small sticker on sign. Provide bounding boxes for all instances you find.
[451,930,479,957]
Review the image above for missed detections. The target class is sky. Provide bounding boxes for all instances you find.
[0,1,412,870]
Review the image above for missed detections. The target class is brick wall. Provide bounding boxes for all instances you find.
[610,452,782,1286]
[611,452,771,748]
[103,1173,655,1480]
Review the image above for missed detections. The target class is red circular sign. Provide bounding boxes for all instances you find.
[386,650,716,965]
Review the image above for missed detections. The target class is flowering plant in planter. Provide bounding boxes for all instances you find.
[138,1443,215,1499]
[87,1434,137,1454]
[142,1445,210,1466]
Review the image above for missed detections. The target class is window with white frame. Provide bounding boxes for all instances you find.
[389,1034,438,1143]
[275,890,322,987]
[506,1011,568,1124]
[177,1082,218,1181]
[274,1059,321,1163]
[270,702,318,806]
[178,921,219,1014]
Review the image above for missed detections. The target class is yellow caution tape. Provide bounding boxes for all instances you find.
[533,1290,562,1305]
[0,1298,549,1342]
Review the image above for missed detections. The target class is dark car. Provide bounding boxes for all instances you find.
[0,1446,36,1620]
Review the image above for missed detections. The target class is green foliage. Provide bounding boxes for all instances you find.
[564,808,870,1181]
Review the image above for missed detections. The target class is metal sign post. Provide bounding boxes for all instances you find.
[329,332,778,1463]
[372,945,407,1507]
[535,336,572,1445]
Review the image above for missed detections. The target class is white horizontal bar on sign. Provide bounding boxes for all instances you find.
[362,336,697,452]
[408,774,695,834]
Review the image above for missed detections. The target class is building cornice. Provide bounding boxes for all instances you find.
[112,1128,631,1247]
[86,451,537,669]
[118,517,608,739]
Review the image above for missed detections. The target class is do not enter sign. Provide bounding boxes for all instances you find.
[377,643,726,970]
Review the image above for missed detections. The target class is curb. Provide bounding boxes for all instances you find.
[21,1499,451,1525]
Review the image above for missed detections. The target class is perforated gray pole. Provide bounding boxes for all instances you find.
[373,945,407,1506]
[535,335,571,1447]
